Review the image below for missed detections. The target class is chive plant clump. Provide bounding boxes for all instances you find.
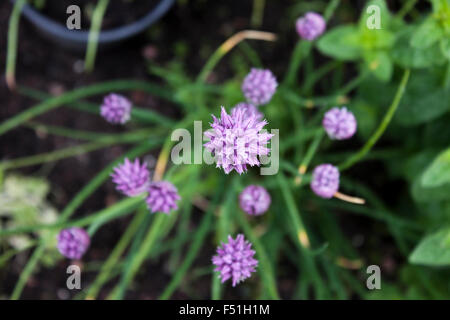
[3,0,450,300]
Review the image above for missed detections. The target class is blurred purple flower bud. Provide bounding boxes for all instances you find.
[57,227,90,260]
[296,12,326,41]
[310,164,340,198]
[239,185,271,215]
[323,107,357,140]
[100,93,132,124]
[242,68,278,106]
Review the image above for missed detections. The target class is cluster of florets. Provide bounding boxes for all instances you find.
[111,158,150,197]
[204,106,273,175]
[212,234,258,287]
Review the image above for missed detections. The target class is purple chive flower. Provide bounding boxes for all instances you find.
[239,185,271,215]
[204,106,273,175]
[146,181,181,214]
[100,93,132,124]
[231,102,263,122]
[57,227,90,260]
[296,12,326,41]
[310,164,340,199]
[212,234,258,287]
[242,68,278,106]
[323,107,357,140]
[111,158,150,197]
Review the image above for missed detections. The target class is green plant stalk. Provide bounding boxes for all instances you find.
[338,70,369,95]
[0,80,172,136]
[282,88,345,109]
[301,61,341,94]
[6,0,27,90]
[0,196,143,237]
[23,122,167,142]
[106,213,153,299]
[87,197,144,235]
[277,173,326,298]
[235,209,280,300]
[167,202,192,270]
[9,140,161,300]
[280,128,323,153]
[110,197,179,299]
[250,0,265,28]
[294,129,324,185]
[320,195,420,230]
[283,0,340,86]
[167,169,201,271]
[84,0,109,72]
[10,245,45,300]
[2,141,112,170]
[24,121,125,141]
[211,178,237,300]
[239,42,263,68]
[397,0,419,19]
[158,178,225,300]
[323,0,340,21]
[339,69,411,170]
[84,207,148,299]
[108,213,167,299]
[158,208,214,300]
[277,173,310,248]
[1,131,162,170]
[196,30,276,85]
[285,95,305,163]
[0,241,37,268]
[283,41,312,86]
[18,85,178,121]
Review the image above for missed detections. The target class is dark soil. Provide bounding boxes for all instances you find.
[0,0,413,300]
[34,0,160,29]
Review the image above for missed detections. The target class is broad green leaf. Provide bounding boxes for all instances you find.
[395,69,450,126]
[359,28,395,51]
[409,227,450,266]
[363,50,393,82]
[422,147,450,188]
[410,18,444,49]
[411,174,450,203]
[441,38,450,59]
[317,25,362,60]
[392,27,446,69]
[430,0,450,13]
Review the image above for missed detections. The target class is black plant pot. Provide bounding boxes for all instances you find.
[11,0,174,52]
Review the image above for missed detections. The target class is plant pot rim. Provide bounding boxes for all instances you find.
[11,0,174,46]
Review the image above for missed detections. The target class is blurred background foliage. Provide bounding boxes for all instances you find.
[1,0,450,299]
